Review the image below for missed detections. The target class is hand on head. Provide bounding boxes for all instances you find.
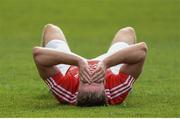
[79,60,106,84]
[90,62,106,83]
[77,60,107,106]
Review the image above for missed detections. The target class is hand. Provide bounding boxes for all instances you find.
[91,61,106,83]
[78,59,92,84]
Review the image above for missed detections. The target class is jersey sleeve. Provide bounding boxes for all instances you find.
[105,71,135,105]
[45,69,79,104]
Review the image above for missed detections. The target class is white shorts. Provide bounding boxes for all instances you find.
[45,39,129,75]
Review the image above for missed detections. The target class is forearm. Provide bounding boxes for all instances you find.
[103,42,148,68]
[33,47,85,67]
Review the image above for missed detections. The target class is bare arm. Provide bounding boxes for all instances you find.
[103,42,148,69]
[33,47,85,67]
[83,42,148,83]
[33,47,93,83]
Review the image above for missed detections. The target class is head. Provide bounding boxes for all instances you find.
[76,80,107,107]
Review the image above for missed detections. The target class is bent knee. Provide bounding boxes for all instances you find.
[120,26,135,34]
[42,23,65,44]
[44,24,54,28]
[43,24,62,32]
[43,24,57,32]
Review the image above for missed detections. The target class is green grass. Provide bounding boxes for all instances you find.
[0,0,179,117]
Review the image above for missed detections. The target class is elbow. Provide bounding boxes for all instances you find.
[139,42,148,60]
[140,42,148,53]
[32,47,42,63]
[32,47,41,57]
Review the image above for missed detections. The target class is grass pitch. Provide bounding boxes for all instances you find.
[0,0,179,117]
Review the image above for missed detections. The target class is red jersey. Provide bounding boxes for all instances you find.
[45,61,135,105]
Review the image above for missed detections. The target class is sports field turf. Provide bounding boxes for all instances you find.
[0,0,179,117]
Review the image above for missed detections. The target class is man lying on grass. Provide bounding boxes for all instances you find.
[32,24,148,106]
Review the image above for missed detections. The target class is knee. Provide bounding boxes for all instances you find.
[43,24,62,36]
[44,24,55,29]
[119,26,135,34]
[43,24,57,31]
[44,24,61,30]
[42,23,64,43]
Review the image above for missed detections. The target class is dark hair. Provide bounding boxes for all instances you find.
[76,90,107,107]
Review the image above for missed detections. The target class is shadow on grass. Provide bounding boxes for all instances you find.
[35,91,53,100]
[32,89,153,112]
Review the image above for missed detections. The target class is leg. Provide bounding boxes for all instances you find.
[33,24,67,80]
[112,27,137,45]
[41,24,67,46]
[112,27,147,79]
[93,27,136,62]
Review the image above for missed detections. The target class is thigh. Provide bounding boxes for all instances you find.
[119,60,145,79]
[107,42,129,55]
[93,42,129,61]
[45,40,71,53]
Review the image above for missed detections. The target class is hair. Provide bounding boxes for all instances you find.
[76,89,107,107]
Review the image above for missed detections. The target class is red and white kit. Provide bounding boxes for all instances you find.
[44,39,135,105]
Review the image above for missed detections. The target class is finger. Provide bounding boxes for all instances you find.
[80,74,91,83]
[92,64,106,76]
[80,78,88,83]
[91,66,101,75]
[91,73,104,83]
[92,72,105,82]
[94,77,104,83]
[84,66,93,76]
[80,73,91,84]
[81,70,91,81]
[91,70,105,82]
[92,71,105,83]
[91,68,104,80]
[97,62,106,72]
